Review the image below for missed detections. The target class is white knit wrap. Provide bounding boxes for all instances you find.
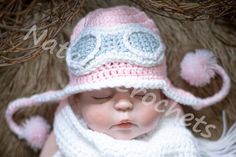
[53,105,200,157]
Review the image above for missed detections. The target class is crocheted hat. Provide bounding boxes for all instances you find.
[5,5,231,150]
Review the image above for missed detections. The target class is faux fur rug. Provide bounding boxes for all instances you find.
[0,0,235,156]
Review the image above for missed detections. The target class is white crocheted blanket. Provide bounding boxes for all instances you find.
[53,105,200,157]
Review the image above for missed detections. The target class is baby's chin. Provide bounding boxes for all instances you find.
[112,135,134,140]
[106,131,147,140]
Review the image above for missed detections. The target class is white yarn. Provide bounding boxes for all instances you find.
[197,111,236,157]
[53,105,200,157]
[63,77,201,106]
[52,104,236,157]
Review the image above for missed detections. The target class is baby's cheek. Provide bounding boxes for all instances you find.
[138,106,162,128]
[82,107,110,130]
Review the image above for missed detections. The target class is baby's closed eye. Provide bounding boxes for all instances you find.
[92,95,113,99]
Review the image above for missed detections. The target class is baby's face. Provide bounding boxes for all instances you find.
[72,87,164,140]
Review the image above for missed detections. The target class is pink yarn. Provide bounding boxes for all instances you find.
[69,61,167,85]
[71,5,159,42]
[21,116,51,151]
[180,49,217,87]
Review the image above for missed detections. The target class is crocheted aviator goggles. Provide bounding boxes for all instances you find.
[67,24,165,76]
[5,5,231,150]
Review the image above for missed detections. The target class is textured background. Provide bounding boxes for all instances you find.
[0,0,236,156]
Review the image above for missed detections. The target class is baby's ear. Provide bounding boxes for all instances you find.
[69,96,82,115]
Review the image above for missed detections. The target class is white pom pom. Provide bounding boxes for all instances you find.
[21,116,51,151]
[180,49,217,87]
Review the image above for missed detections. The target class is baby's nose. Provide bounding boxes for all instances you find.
[114,99,133,111]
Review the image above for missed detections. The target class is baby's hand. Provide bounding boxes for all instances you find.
[39,131,58,157]
[39,102,66,157]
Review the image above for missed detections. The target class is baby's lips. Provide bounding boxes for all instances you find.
[115,122,134,129]
[112,119,138,129]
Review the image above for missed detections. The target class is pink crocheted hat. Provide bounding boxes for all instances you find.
[5,5,231,150]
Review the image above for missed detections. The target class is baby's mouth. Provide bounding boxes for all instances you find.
[116,122,134,128]
[112,120,137,129]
